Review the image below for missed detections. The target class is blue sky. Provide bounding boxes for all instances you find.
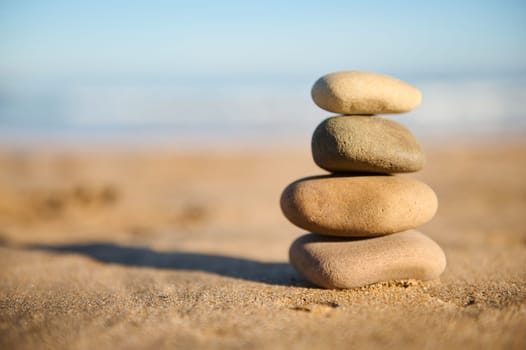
[1,0,525,82]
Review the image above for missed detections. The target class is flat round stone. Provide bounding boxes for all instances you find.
[311,71,422,114]
[280,175,438,236]
[312,116,424,173]
[289,230,446,289]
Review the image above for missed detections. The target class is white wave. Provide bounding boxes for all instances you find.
[1,77,525,137]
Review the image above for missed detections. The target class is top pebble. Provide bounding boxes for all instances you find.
[311,71,422,115]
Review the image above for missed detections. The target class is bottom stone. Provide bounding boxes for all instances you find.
[289,230,446,289]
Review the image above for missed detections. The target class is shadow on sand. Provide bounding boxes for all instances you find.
[30,242,302,286]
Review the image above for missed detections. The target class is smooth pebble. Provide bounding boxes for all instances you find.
[280,175,438,237]
[311,71,422,114]
[289,230,446,289]
[312,115,424,173]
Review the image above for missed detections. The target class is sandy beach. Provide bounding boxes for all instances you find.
[1,139,525,349]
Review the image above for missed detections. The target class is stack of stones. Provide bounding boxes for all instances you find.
[281,71,446,289]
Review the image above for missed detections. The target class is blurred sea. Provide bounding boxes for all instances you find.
[1,75,525,147]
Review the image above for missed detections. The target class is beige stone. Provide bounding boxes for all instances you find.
[280,175,437,236]
[312,116,424,173]
[311,71,422,114]
[289,230,446,289]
